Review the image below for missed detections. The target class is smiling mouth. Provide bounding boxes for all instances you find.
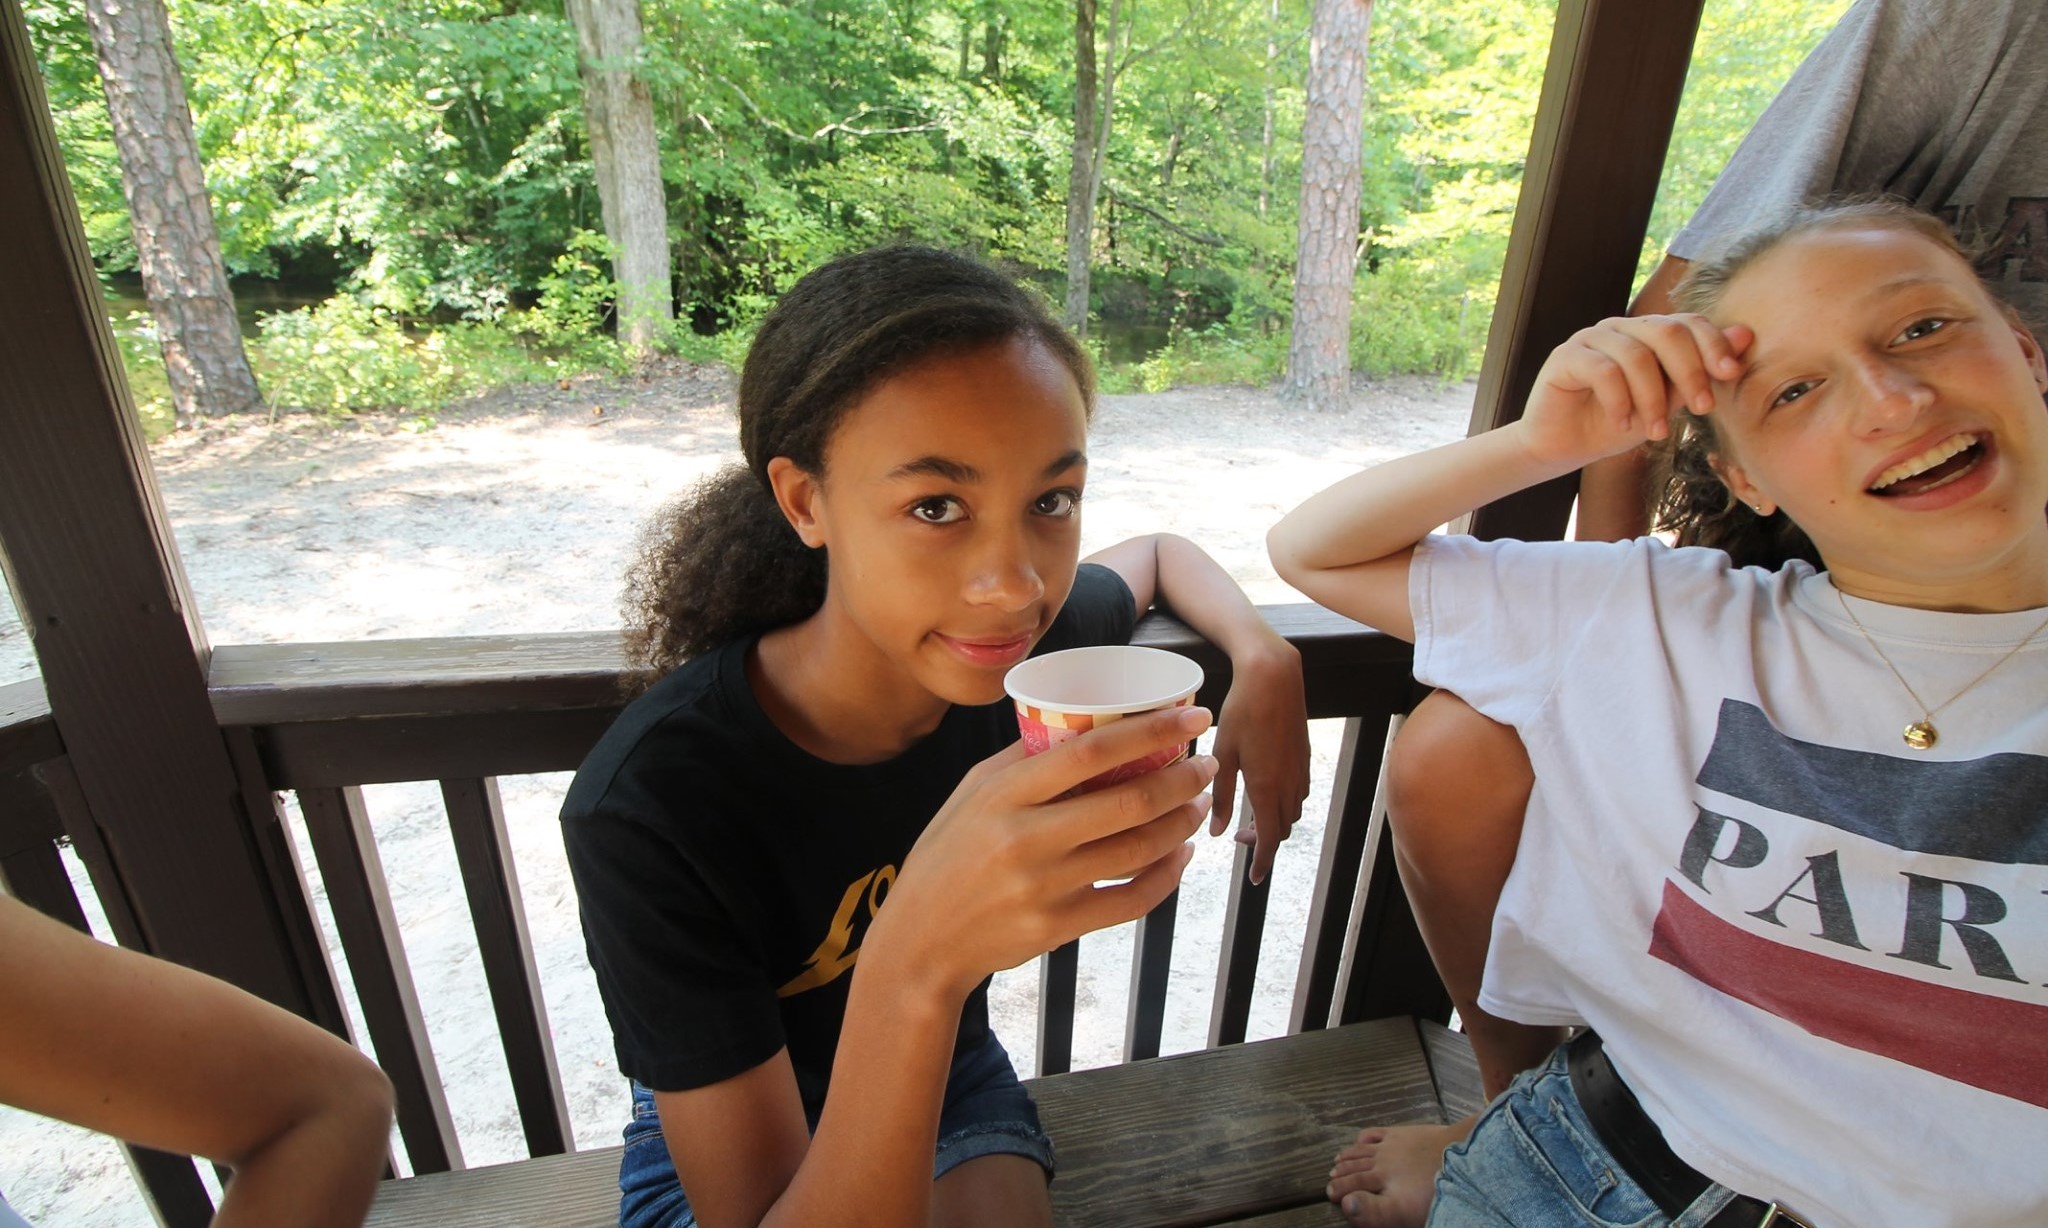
[1869,433,1985,497]
[939,632,1035,666]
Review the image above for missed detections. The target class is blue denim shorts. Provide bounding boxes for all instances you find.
[617,1033,1053,1228]
[1428,1044,1749,1228]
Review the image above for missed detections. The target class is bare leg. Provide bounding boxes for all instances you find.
[1326,691,1566,1228]
[932,1154,1053,1228]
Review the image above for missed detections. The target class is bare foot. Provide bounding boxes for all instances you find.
[1325,1119,1470,1228]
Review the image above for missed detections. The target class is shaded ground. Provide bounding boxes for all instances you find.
[0,366,1475,1226]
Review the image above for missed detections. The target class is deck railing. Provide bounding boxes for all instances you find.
[0,604,1449,1222]
[1,0,1715,1220]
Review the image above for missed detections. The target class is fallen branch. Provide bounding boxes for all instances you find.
[1106,188,1227,247]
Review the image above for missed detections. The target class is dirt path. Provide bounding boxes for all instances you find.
[0,367,1475,1226]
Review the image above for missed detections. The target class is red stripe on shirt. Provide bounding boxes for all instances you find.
[1649,879,2048,1109]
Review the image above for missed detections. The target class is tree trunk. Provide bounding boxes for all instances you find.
[566,0,673,357]
[981,4,1004,80]
[1062,0,1122,336]
[1260,0,1278,219]
[83,0,262,422]
[1284,0,1372,412]
[1063,0,1100,334]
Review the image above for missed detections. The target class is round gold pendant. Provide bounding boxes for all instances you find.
[1904,721,1938,750]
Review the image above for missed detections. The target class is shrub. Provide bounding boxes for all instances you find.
[254,296,615,415]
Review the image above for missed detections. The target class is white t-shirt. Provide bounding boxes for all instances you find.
[1412,535,2048,1228]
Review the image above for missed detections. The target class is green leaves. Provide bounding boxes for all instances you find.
[31,0,1858,388]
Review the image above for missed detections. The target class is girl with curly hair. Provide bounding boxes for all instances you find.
[1271,202,2048,1227]
[561,245,1309,1228]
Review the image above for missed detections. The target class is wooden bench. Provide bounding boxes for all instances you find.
[363,1017,1483,1228]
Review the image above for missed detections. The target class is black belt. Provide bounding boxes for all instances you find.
[1565,1031,1815,1228]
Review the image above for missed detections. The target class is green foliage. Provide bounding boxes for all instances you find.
[106,309,178,439]
[1353,262,1490,381]
[32,0,1864,399]
[253,296,613,414]
[1638,0,1857,282]
[519,229,620,344]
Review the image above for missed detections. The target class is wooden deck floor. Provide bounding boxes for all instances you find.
[364,1017,1478,1228]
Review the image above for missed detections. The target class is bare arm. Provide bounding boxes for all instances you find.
[1270,313,1747,642]
[1085,534,1310,884]
[652,707,1220,1228]
[0,894,393,1228]
[1575,253,1694,542]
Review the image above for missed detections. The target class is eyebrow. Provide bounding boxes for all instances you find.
[1728,274,1960,399]
[885,449,1087,483]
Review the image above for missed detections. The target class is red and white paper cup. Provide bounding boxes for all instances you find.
[1003,645,1205,795]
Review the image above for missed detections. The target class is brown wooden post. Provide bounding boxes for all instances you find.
[1462,0,1709,542]
[1329,0,1707,1022]
[0,0,343,1041]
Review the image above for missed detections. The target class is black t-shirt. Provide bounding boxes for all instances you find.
[562,565,1137,1108]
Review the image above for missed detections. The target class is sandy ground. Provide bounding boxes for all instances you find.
[0,364,1474,1225]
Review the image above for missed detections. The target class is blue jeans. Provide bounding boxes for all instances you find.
[617,1034,1054,1228]
[1429,1045,1749,1227]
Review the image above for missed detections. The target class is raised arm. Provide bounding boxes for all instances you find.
[1269,314,1748,641]
[1574,253,1696,542]
[0,894,393,1228]
[1085,534,1310,884]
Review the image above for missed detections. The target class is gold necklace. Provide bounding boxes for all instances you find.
[1834,587,2048,750]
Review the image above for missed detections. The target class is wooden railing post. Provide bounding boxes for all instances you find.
[1462,0,1709,542]
[0,14,351,1223]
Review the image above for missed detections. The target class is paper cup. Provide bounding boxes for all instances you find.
[1004,645,1205,794]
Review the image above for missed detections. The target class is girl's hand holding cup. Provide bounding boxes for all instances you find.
[869,701,1218,1006]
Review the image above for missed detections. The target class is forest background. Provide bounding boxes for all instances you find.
[26,0,1848,436]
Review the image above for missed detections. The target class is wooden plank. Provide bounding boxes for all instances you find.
[366,1147,620,1228]
[1287,714,1394,1034]
[442,778,572,1157]
[252,708,624,790]
[1463,0,1707,542]
[364,1019,1436,1228]
[1213,1206,1351,1228]
[32,756,147,949]
[0,764,64,856]
[1334,787,1452,1029]
[0,829,88,928]
[0,677,61,775]
[230,614,1410,792]
[1123,888,1178,1063]
[1208,839,1270,1048]
[0,0,326,1024]
[1037,940,1081,1077]
[206,607,1400,728]
[123,1146,216,1228]
[208,633,630,725]
[298,787,463,1174]
[1037,1017,1438,1228]
[222,728,357,1046]
[1420,1020,1487,1124]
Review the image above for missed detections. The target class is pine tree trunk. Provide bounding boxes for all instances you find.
[1285,0,1373,412]
[566,0,673,357]
[83,0,262,422]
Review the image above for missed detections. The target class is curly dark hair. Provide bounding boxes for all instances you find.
[1649,198,1997,571]
[622,246,1094,687]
